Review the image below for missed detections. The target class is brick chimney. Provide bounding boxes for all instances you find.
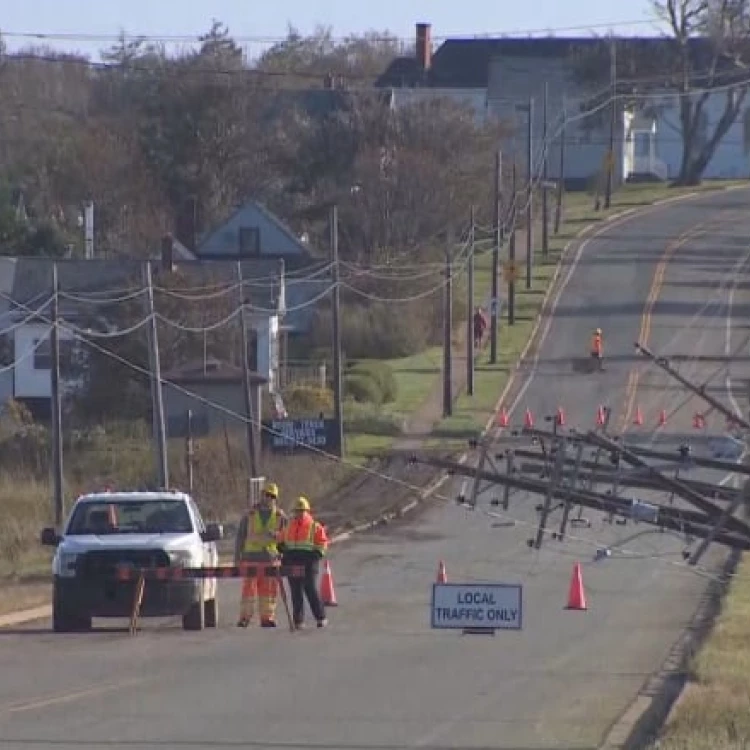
[415,22,432,73]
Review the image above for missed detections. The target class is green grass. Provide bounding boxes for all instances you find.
[646,556,750,749]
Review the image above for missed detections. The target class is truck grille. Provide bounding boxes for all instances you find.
[77,549,170,578]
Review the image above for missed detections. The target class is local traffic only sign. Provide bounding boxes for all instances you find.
[431,583,523,634]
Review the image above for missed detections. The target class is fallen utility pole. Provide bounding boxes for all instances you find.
[586,431,750,540]
[627,443,750,477]
[517,460,741,503]
[635,341,750,430]
[414,454,750,551]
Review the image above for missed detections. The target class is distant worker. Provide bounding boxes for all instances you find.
[473,307,488,349]
[235,481,288,628]
[590,327,604,371]
[277,496,329,629]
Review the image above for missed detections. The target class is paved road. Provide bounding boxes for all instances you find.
[1,188,749,750]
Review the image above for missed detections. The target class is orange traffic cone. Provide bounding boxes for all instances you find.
[566,562,587,611]
[436,560,447,583]
[658,409,667,426]
[596,405,606,426]
[524,409,534,428]
[497,407,509,427]
[320,560,338,606]
[556,406,566,426]
[633,406,643,426]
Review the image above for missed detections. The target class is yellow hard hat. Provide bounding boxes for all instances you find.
[263,482,279,499]
[294,496,310,512]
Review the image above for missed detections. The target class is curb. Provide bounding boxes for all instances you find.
[0,185,736,630]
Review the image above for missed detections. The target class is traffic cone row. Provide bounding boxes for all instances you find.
[491,404,736,430]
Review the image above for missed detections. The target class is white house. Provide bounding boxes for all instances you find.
[377,26,750,185]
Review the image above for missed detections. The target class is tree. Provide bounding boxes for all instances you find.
[573,0,750,185]
[255,25,400,85]
[278,93,499,265]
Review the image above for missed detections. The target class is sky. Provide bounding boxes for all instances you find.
[1,0,668,60]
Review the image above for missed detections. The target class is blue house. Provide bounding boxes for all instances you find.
[177,200,330,337]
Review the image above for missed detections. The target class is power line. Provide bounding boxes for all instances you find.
[0,19,661,47]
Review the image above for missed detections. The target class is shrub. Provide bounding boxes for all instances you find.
[344,374,382,404]
[346,361,397,403]
[281,385,334,416]
[343,401,405,436]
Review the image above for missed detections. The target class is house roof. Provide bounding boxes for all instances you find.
[162,357,267,386]
[196,199,317,260]
[375,35,734,89]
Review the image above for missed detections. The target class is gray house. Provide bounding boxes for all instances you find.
[0,253,285,417]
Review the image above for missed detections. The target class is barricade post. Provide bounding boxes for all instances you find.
[119,562,305,635]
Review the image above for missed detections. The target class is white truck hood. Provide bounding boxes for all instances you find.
[60,533,196,553]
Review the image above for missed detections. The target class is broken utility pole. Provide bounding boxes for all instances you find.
[635,341,749,430]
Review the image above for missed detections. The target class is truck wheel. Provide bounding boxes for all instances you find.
[182,600,205,631]
[204,596,219,628]
[52,589,92,633]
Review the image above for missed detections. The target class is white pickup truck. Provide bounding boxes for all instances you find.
[40,490,224,633]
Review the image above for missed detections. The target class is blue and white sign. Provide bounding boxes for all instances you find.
[431,583,523,631]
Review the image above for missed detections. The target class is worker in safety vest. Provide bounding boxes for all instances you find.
[235,481,288,628]
[277,496,329,629]
[590,327,604,370]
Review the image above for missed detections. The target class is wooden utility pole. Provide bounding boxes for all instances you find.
[554,94,566,235]
[50,263,64,527]
[145,261,169,489]
[466,207,475,396]
[330,204,344,457]
[490,150,501,364]
[442,229,453,418]
[508,161,517,326]
[604,38,617,209]
[541,82,549,257]
[526,96,534,290]
[185,409,195,494]
[236,262,259,477]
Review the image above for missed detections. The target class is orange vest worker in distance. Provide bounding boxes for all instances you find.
[277,496,329,629]
[591,328,603,356]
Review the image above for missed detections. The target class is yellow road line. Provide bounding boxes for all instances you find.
[0,675,152,715]
[618,220,719,431]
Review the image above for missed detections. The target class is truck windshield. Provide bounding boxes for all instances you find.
[66,499,193,535]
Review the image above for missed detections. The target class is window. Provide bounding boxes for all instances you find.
[238,226,260,256]
[33,338,51,370]
[32,337,75,371]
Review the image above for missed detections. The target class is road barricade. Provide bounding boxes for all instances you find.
[117,563,305,634]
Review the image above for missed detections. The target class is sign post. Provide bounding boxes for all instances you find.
[431,582,523,635]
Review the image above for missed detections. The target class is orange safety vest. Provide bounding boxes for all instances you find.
[591,333,602,355]
[278,512,328,555]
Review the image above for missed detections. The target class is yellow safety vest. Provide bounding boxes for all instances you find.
[243,509,281,555]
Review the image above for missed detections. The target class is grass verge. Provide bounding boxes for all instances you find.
[647,556,750,749]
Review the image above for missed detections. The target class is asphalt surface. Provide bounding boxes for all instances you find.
[1,187,750,750]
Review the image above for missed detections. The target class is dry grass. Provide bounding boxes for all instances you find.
[0,413,354,593]
[647,558,750,749]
